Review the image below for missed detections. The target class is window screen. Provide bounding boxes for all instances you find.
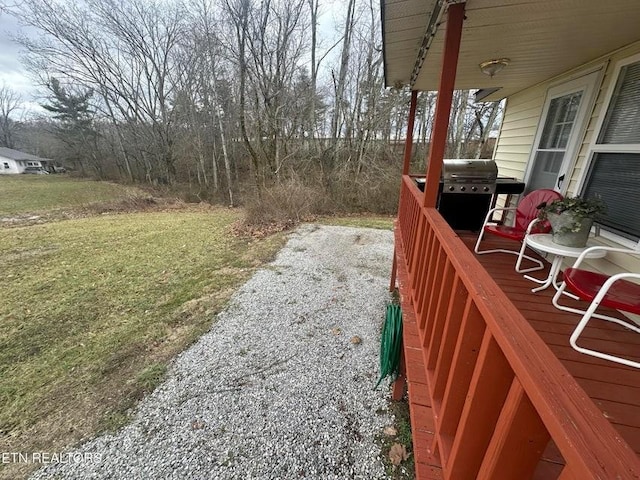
[582,152,640,240]
[598,61,640,144]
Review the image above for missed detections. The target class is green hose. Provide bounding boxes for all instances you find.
[375,303,403,389]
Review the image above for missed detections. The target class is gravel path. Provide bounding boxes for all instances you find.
[31,224,395,480]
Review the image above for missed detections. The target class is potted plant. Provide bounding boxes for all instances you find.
[537,195,606,247]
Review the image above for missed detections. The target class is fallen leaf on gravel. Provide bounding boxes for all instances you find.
[383,426,397,436]
[331,327,342,335]
[350,335,362,344]
[389,443,408,465]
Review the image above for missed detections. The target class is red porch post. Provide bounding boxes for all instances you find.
[422,2,466,208]
[391,2,465,400]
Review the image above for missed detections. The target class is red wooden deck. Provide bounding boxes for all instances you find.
[398,228,640,478]
[463,232,640,453]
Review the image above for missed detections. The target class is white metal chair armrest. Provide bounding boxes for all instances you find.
[524,217,545,234]
[570,246,640,270]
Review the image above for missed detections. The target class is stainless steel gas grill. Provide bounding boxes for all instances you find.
[441,159,498,195]
[437,159,498,230]
[414,159,525,231]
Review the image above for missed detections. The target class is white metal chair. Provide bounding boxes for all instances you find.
[552,246,640,369]
[474,189,563,273]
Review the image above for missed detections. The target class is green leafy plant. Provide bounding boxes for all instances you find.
[538,195,606,233]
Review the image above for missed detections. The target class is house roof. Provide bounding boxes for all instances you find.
[381,0,640,100]
[0,147,50,162]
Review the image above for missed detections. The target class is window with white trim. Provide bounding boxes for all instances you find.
[582,58,640,241]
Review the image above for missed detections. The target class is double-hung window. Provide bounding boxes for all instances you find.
[582,56,640,241]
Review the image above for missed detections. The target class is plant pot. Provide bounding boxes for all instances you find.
[547,212,594,248]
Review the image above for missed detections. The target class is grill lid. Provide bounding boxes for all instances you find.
[441,159,498,182]
[441,159,498,194]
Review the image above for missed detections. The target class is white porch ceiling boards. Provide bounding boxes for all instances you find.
[381,0,640,100]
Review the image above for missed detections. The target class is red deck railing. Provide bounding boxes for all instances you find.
[394,175,640,479]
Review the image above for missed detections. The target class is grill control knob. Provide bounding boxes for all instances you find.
[471,186,478,192]
[448,185,455,191]
[460,186,466,192]
[483,186,490,192]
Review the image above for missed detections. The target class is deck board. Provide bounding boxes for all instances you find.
[459,232,640,457]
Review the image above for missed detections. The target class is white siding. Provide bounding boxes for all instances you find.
[0,157,43,174]
[0,157,20,174]
[493,87,545,180]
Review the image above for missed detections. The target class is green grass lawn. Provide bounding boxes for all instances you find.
[0,176,394,479]
[0,206,285,479]
[0,176,148,216]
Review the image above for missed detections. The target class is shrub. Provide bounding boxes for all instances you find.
[242,162,401,228]
[244,177,333,226]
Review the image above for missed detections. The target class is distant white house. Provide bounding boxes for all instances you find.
[0,147,51,174]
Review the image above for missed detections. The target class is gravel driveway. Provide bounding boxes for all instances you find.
[31,224,395,480]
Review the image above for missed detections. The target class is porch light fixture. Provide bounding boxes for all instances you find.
[479,58,510,77]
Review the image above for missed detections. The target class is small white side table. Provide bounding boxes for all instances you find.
[523,234,607,293]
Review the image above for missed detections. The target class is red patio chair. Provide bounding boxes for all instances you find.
[552,246,640,369]
[474,189,563,273]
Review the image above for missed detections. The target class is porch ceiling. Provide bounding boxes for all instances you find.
[382,0,640,100]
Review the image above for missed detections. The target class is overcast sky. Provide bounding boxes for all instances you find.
[0,10,46,116]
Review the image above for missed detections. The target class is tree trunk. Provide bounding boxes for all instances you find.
[330,0,356,148]
[235,0,261,190]
[308,0,319,145]
[475,101,501,159]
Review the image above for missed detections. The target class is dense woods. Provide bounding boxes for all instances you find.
[2,0,500,218]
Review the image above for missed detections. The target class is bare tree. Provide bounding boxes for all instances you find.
[6,0,500,217]
[223,0,262,189]
[187,0,236,205]
[12,0,186,183]
[352,0,384,174]
[307,0,319,144]
[0,85,22,148]
[470,101,502,158]
[227,0,308,184]
[330,0,356,145]
[449,90,470,158]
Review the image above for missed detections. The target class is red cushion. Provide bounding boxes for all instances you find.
[484,224,526,241]
[564,268,640,315]
[484,218,552,241]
